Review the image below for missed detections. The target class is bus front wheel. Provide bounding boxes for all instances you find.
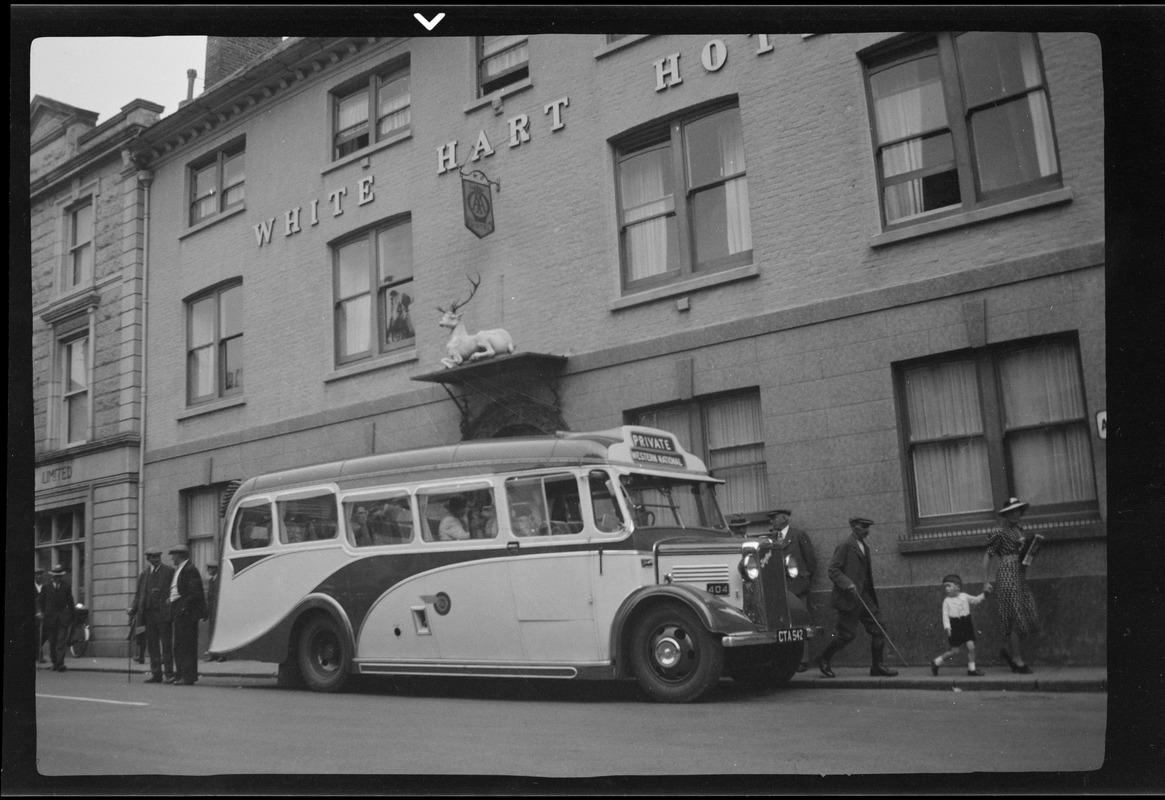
[629,604,724,703]
[297,616,351,693]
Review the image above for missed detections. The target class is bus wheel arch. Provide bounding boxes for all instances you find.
[625,598,724,703]
[295,610,353,693]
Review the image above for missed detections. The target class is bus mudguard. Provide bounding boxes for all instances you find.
[229,594,355,666]
[609,584,758,678]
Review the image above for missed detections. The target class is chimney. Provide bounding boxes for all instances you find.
[203,37,283,88]
[179,69,197,108]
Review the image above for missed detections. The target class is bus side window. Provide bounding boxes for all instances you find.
[368,496,415,545]
[233,504,273,550]
[589,471,624,533]
[545,474,583,534]
[277,493,338,545]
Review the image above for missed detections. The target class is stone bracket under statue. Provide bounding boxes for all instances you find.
[413,352,568,440]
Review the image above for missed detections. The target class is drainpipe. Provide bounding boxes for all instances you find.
[135,169,153,572]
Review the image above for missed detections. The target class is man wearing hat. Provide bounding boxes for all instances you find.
[814,517,899,678]
[767,509,817,672]
[34,568,47,664]
[129,546,176,683]
[40,565,76,672]
[168,543,207,686]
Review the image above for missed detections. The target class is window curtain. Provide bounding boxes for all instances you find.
[378,75,411,135]
[1019,36,1057,178]
[186,487,222,574]
[872,60,932,220]
[999,342,1095,504]
[705,395,768,514]
[904,360,992,516]
[337,92,368,134]
[620,148,672,281]
[712,113,751,254]
[483,36,528,78]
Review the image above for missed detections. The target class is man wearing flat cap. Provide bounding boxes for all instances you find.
[168,543,207,685]
[814,516,899,678]
[767,509,817,672]
[129,546,175,683]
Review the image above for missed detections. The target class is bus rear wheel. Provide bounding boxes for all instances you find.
[297,616,351,693]
[629,604,723,703]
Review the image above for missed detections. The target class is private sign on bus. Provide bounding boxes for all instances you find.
[209,426,813,703]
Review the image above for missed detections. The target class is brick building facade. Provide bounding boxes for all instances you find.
[115,33,1104,664]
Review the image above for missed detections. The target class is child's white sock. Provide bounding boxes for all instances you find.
[933,656,943,666]
[968,660,976,670]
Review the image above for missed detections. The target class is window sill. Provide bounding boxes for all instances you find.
[179,204,247,241]
[610,263,759,311]
[898,514,1104,553]
[322,129,413,177]
[325,348,418,383]
[869,187,1074,249]
[594,35,652,59]
[177,396,246,421]
[463,77,533,115]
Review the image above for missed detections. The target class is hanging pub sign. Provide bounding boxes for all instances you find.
[460,169,498,239]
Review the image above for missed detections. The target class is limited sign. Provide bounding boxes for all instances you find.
[462,174,495,239]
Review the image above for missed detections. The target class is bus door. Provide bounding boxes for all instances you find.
[503,472,601,663]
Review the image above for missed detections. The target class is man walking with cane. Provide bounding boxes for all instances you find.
[814,516,899,678]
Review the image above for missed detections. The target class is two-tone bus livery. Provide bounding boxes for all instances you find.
[210,426,813,703]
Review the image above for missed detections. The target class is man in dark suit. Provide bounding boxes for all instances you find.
[768,509,817,672]
[814,517,899,678]
[168,543,207,686]
[40,565,76,672]
[34,568,47,664]
[129,546,175,683]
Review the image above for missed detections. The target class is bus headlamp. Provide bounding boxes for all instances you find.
[739,553,760,582]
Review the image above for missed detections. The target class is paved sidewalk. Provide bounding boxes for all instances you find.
[42,657,1107,693]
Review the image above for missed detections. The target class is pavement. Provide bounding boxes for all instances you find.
[40,657,1107,693]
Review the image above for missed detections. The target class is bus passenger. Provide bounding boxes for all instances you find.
[350,506,372,547]
[438,496,471,541]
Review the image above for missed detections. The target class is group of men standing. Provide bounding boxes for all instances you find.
[127,543,208,686]
[737,510,901,678]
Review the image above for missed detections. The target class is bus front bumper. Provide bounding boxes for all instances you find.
[721,626,814,648]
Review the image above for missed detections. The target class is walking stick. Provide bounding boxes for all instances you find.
[127,612,138,684]
[855,591,911,668]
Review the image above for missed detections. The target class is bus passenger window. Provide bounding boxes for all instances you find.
[233,504,273,550]
[277,493,338,545]
[367,497,414,545]
[418,485,497,541]
[589,472,625,533]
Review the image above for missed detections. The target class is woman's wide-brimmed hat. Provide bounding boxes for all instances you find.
[998,497,1030,515]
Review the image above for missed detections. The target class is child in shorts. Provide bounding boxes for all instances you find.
[931,574,987,676]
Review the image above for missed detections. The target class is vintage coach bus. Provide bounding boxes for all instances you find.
[209,426,813,702]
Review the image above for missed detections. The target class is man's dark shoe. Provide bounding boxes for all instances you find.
[145,675,163,683]
[870,664,899,677]
[796,662,808,673]
[815,656,835,678]
[174,679,195,686]
[967,668,986,676]
[163,676,177,684]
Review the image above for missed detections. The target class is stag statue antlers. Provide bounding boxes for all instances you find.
[436,273,515,369]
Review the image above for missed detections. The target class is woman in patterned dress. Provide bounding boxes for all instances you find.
[982,497,1040,673]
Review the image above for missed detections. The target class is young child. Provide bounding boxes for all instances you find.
[931,574,987,676]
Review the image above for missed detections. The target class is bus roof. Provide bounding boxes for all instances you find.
[228,427,710,504]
